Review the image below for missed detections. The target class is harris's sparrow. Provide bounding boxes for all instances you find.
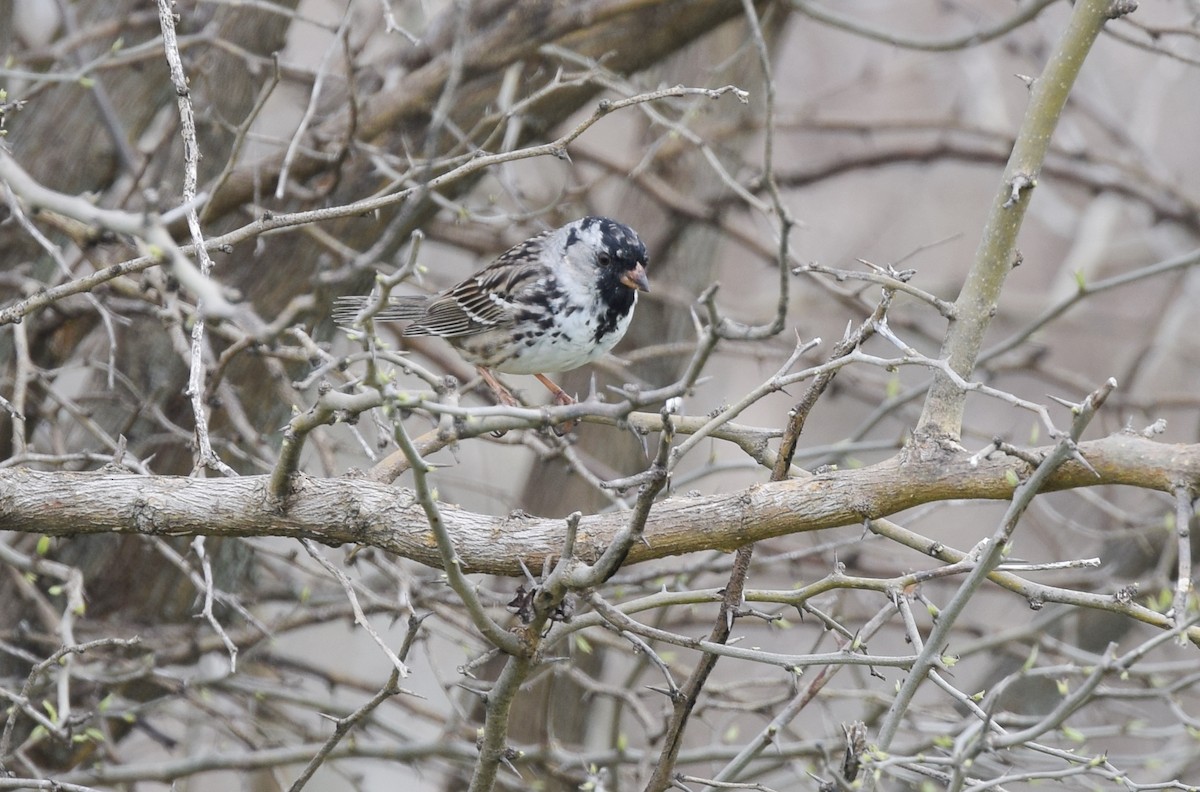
[335,216,650,410]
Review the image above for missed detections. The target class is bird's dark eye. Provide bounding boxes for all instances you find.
[597,252,612,266]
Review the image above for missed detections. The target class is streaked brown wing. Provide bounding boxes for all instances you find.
[402,282,503,336]
[406,232,550,338]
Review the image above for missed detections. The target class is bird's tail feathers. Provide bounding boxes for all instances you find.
[333,295,428,325]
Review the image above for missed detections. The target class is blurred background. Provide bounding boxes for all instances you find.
[2,0,1199,789]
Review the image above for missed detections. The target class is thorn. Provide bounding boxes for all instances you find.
[1047,393,1078,410]
[1068,445,1100,478]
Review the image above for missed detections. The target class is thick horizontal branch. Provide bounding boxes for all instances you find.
[0,433,1195,576]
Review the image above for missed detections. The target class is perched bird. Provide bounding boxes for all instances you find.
[335,216,650,410]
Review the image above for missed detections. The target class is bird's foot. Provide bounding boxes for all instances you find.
[476,369,579,436]
[535,374,577,435]
[477,367,519,437]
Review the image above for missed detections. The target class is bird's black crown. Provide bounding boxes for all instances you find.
[568,216,649,273]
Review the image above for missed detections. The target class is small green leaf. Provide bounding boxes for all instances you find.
[1004,468,1020,489]
[1073,269,1086,292]
[1061,725,1086,743]
[574,634,592,654]
[1056,678,1070,696]
[36,536,51,555]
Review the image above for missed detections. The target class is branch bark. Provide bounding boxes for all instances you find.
[915,0,1132,440]
[3,433,1193,576]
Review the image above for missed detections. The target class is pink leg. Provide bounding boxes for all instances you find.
[535,373,577,435]
[477,367,519,406]
[534,373,576,406]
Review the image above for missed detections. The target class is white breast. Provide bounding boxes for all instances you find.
[456,294,637,374]
[495,301,634,374]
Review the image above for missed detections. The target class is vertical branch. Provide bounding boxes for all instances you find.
[157,0,234,476]
[466,652,533,792]
[7,320,30,458]
[158,0,243,678]
[643,542,754,792]
[275,8,352,200]
[191,536,239,672]
[1173,485,1195,641]
[717,0,793,343]
[915,0,1135,441]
